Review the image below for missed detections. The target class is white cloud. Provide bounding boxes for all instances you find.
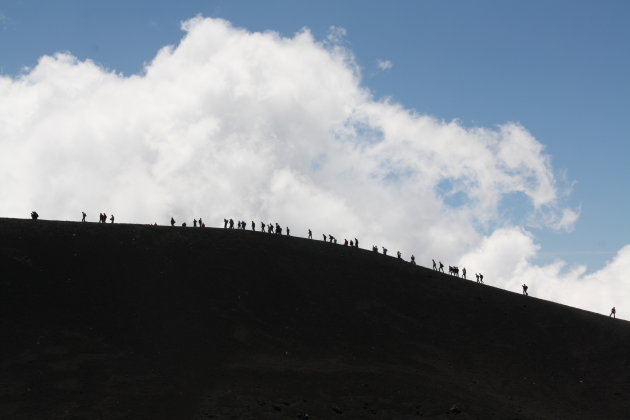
[459,228,630,317]
[377,59,393,71]
[0,16,623,314]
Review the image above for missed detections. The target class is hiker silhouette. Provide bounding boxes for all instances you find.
[397,251,401,259]
[229,219,234,229]
[224,219,228,228]
[286,227,290,236]
[411,255,416,264]
[438,261,444,273]
[251,221,255,231]
[110,215,114,224]
[610,307,616,318]
[308,229,312,239]
[171,217,175,226]
[81,212,86,222]
[432,259,437,270]
[323,234,327,242]
[522,284,528,296]
[30,211,39,220]
[355,238,359,248]
[193,219,197,227]
[382,247,388,255]
[479,273,484,284]
[462,267,467,279]
[344,239,348,246]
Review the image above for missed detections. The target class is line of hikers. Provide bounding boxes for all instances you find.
[431,259,484,283]
[26,211,620,319]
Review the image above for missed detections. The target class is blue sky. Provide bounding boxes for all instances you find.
[1,1,629,297]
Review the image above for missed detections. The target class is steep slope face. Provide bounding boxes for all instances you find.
[1,218,629,419]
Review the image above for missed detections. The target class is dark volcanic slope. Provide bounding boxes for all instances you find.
[1,218,629,419]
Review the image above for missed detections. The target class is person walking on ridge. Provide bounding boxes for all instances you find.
[432,259,437,270]
[82,212,86,222]
[171,217,176,227]
[110,214,115,224]
[438,261,444,273]
[308,229,312,239]
[610,307,616,318]
[522,284,528,296]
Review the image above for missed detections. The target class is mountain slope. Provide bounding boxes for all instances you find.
[1,217,629,419]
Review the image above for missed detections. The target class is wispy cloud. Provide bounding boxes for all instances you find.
[0,10,8,29]
[377,59,393,71]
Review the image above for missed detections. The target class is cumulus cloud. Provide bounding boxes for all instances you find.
[377,59,393,71]
[0,16,623,315]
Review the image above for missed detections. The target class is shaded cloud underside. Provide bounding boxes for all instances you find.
[0,17,624,315]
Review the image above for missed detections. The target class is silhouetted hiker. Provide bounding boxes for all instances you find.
[251,221,255,231]
[522,284,528,296]
[479,273,484,284]
[439,261,444,273]
[110,214,115,223]
[397,251,402,259]
[193,219,197,227]
[103,213,107,223]
[350,240,354,247]
[329,234,333,243]
[81,212,86,222]
[323,234,327,242]
[229,219,234,229]
[372,245,378,252]
[308,229,312,239]
[475,273,480,282]
[199,218,204,227]
[411,255,416,265]
[224,219,228,228]
[355,238,358,248]
[31,211,39,220]
[432,259,437,270]
[269,224,274,234]
[382,247,388,255]
[610,307,616,318]
[344,239,348,246]
[462,267,467,279]
[182,222,186,227]
[276,223,282,235]
[171,217,175,227]
[286,227,290,236]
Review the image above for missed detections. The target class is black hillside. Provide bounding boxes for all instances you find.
[1,217,629,419]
